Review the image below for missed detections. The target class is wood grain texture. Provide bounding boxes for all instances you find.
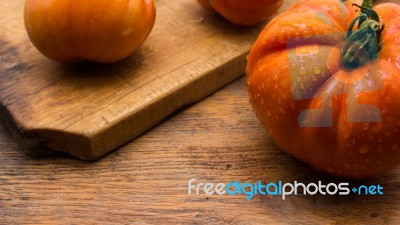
[0,0,297,160]
[1,77,400,224]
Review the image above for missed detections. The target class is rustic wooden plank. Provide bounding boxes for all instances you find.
[0,77,399,224]
[0,0,298,160]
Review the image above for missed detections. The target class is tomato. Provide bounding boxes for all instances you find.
[246,0,400,178]
[24,0,156,63]
[197,0,283,26]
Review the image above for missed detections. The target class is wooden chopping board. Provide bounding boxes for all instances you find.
[0,0,297,160]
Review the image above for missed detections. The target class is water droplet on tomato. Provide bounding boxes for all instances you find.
[359,145,369,154]
[372,123,383,132]
[299,67,307,76]
[313,66,321,75]
[267,126,273,135]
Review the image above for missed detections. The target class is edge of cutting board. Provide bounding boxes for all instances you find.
[0,55,247,160]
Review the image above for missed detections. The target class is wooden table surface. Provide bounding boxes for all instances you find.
[1,77,400,224]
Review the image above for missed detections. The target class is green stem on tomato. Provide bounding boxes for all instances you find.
[362,0,373,8]
[341,0,384,68]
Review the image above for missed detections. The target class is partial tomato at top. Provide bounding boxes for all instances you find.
[24,0,156,63]
[246,0,400,178]
[197,0,283,26]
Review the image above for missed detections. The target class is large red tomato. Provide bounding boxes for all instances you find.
[197,0,283,25]
[246,0,400,178]
[24,0,156,63]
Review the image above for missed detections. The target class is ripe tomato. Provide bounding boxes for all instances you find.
[24,0,156,63]
[246,0,400,178]
[197,0,283,26]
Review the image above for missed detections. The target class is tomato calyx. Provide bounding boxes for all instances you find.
[341,0,385,68]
